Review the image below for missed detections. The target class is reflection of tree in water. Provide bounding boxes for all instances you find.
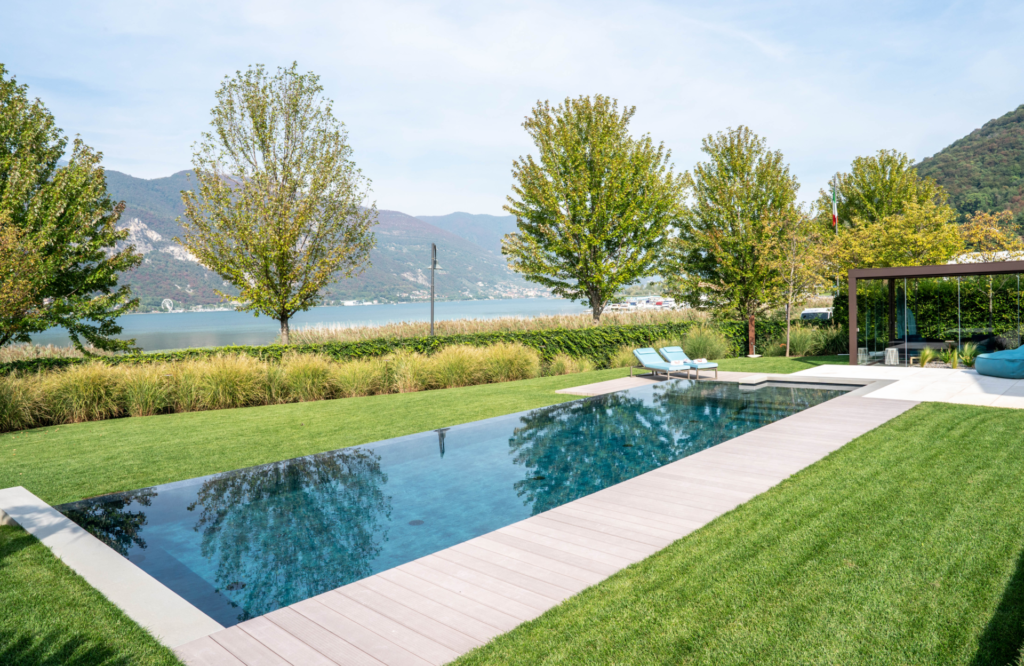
[511,382,841,515]
[188,448,391,623]
[509,392,680,514]
[59,488,158,556]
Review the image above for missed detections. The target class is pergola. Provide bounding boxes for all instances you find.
[846,260,1024,365]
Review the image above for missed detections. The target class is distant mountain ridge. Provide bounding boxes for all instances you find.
[103,170,542,311]
[416,212,518,255]
[917,104,1024,225]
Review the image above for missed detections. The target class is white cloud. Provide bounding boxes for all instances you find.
[3,0,1023,214]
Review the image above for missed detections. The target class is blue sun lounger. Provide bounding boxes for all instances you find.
[659,346,718,380]
[631,348,691,380]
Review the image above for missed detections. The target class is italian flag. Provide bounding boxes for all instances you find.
[831,182,838,228]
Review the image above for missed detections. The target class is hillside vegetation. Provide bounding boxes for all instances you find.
[917,104,1024,225]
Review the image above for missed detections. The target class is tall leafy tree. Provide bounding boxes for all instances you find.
[831,200,963,270]
[815,149,947,229]
[503,95,686,323]
[0,65,141,351]
[179,63,377,343]
[666,126,799,356]
[778,208,829,357]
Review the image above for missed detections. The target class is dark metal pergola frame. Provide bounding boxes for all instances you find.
[847,261,1024,365]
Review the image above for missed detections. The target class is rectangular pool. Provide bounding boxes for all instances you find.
[57,380,846,627]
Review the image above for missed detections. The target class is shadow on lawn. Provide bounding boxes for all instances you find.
[0,630,135,666]
[971,547,1024,666]
[0,526,37,565]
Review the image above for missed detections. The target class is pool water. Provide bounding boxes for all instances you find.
[57,380,846,627]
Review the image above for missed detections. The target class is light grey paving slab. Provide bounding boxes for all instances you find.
[334,585,481,654]
[555,376,659,396]
[175,388,920,666]
[211,627,291,666]
[358,575,505,643]
[237,616,339,666]
[0,486,223,649]
[443,541,591,595]
[291,598,431,666]
[174,636,248,666]
[265,607,385,666]
[313,591,460,666]
[415,554,559,610]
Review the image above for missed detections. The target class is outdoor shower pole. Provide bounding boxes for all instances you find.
[430,243,436,337]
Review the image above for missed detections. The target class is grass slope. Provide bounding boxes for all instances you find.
[454,402,1024,665]
[0,526,180,666]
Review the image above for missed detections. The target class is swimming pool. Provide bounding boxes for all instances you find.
[57,380,846,627]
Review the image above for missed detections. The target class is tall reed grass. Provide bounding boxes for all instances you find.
[287,308,706,344]
[0,342,555,434]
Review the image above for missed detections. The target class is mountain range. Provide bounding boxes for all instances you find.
[103,170,535,311]
[916,104,1024,226]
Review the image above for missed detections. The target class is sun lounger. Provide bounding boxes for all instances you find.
[659,346,718,380]
[631,348,690,380]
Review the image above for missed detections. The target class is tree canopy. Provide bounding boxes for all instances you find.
[502,95,686,323]
[831,200,963,270]
[0,64,141,351]
[666,126,799,355]
[178,63,377,343]
[815,149,947,230]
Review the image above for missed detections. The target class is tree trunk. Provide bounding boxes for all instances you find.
[785,301,791,357]
[590,292,603,325]
[748,312,756,356]
[280,316,290,345]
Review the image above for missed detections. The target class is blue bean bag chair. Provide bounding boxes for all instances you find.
[975,346,1024,379]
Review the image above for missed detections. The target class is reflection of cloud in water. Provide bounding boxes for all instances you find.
[187,448,392,622]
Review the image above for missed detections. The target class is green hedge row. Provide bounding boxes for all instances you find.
[1,319,800,376]
[834,275,1024,344]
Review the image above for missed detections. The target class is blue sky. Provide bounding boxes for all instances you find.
[4,0,1023,215]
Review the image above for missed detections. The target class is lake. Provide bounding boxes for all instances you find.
[30,298,591,351]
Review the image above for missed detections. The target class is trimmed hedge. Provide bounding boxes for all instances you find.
[1,320,796,376]
[835,275,1023,345]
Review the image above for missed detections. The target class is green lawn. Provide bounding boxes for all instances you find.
[2,368,635,506]
[0,525,181,666]
[715,353,849,374]
[454,402,1024,665]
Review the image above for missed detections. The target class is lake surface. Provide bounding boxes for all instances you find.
[30,298,590,351]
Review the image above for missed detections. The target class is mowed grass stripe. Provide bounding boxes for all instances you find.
[453,402,1024,666]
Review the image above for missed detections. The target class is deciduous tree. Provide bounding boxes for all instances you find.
[666,126,798,356]
[778,208,829,356]
[0,65,141,351]
[831,200,963,270]
[502,95,686,323]
[178,63,377,343]
[815,149,947,230]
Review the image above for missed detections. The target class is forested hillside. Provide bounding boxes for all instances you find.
[916,104,1024,225]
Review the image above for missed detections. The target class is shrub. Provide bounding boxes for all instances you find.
[917,347,939,367]
[607,345,639,369]
[0,372,39,432]
[263,363,290,405]
[819,325,849,355]
[787,327,821,357]
[168,362,205,413]
[385,350,429,393]
[200,355,263,410]
[427,345,485,389]
[682,326,731,360]
[480,342,541,383]
[121,365,170,417]
[333,358,386,397]
[546,353,594,376]
[959,342,980,368]
[282,353,336,402]
[43,364,123,424]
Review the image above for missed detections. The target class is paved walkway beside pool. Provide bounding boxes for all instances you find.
[793,364,1024,409]
[175,374,918,666]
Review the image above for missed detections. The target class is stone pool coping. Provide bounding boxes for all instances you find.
[0,485,224,648]
[1,373,913,663]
